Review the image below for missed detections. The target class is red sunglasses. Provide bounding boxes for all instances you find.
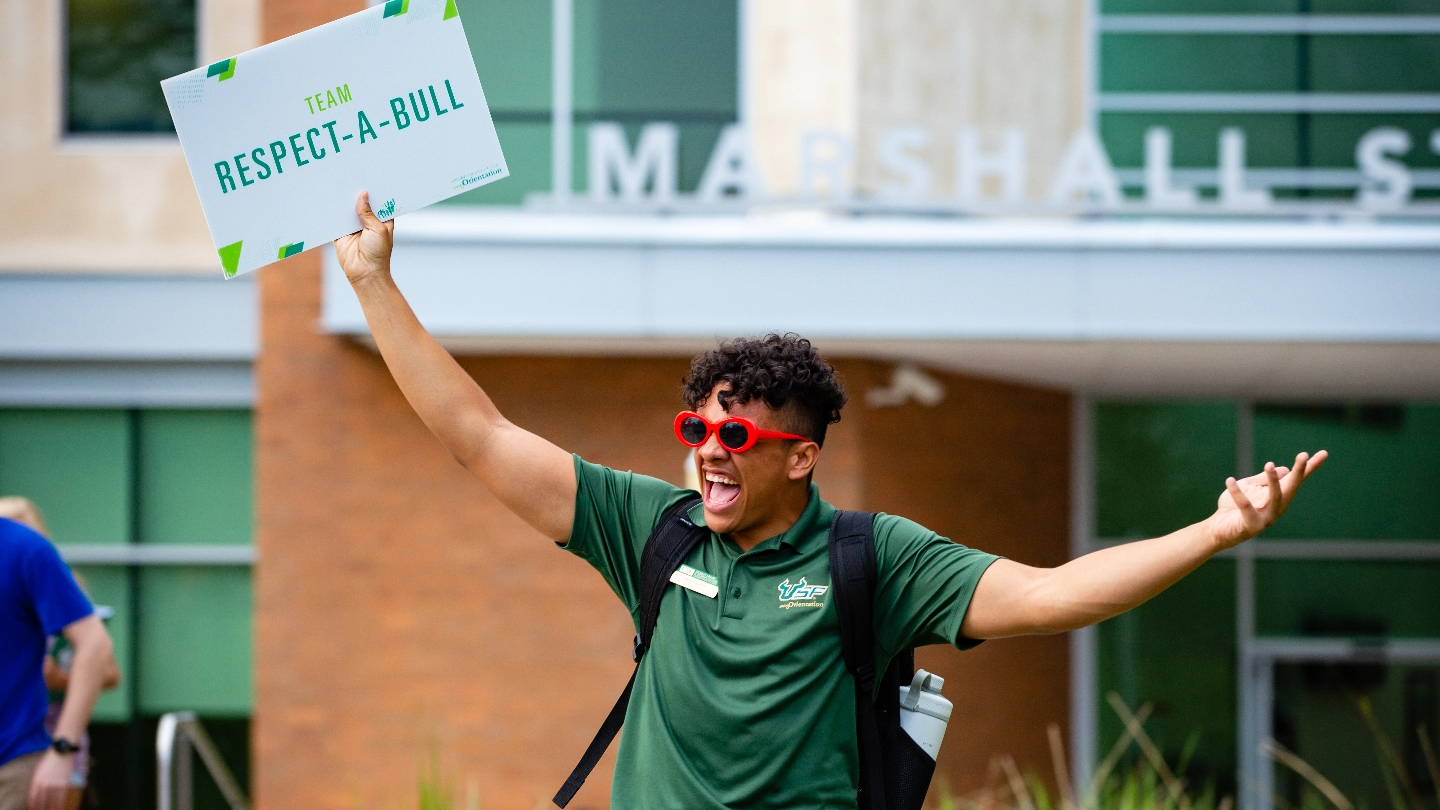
[674,411,809,453]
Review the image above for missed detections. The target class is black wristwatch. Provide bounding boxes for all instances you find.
[51,737,80,755]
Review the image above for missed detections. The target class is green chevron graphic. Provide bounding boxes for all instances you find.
[207,57,237,82]
[277,242,305,260]
[218,241,243,278]
[382,0,409,18]
[443,0,458,19]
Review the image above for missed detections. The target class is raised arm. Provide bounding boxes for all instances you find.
[333,193,576,541]
[961,450,1327,640]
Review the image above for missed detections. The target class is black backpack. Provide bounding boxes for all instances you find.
[553,498,938,810]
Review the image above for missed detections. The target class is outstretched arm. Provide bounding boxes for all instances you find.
[961,450,1327,640]
[333,193,576,541]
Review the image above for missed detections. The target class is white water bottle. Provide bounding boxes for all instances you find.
[898,669,952,760]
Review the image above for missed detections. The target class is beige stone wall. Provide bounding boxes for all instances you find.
[745,0,859,198]
[746,0,1090,202]
[0,0,260,274]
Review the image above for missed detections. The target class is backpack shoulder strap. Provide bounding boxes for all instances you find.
[829,509,887,810]
[635,495,707,659]
[553,495,705,808]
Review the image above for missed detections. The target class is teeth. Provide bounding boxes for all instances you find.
[705,473,739,486]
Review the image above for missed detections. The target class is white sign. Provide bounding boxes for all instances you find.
[162,0,508,278]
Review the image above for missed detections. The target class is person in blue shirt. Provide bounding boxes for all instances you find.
[0,499,116,810]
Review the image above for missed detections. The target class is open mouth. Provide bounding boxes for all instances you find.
[704,471,741,510]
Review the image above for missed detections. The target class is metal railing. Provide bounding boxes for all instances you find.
[156,712,250,810]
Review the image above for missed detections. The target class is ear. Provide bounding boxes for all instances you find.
[786,442,821,481]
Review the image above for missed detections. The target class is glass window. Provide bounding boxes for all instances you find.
[1095,401,1237,539]
[1257,559,1440,637]
[1098,560,1238,793]
[66,0,196,134]
[1272,662,1440,810]
[1253,403,1440,540]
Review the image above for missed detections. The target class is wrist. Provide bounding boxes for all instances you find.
[50,737,80,755]
[349,264,394,292]
[1198,514,1227,554]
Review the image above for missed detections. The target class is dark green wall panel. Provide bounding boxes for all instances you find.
[0,410,131,546]
[138,567,253,715]
[72,565,133,722]
[138,410,253,546]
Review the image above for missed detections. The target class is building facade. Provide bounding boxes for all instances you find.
[2,0,1438,808]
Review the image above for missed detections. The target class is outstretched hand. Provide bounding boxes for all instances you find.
[1208,450,1328,550]
[334,192,395,286]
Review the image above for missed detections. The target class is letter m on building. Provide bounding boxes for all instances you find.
[587,122,678,202]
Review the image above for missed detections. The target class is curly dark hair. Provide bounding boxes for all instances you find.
[682,333,847,447]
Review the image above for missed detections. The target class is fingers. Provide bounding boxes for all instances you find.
[355,191,382,231]
[28,783,55,810]
[1263,462,1283,520]
[1225,477,1264,531]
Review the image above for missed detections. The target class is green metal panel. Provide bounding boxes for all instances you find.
[455,0,551,112]
[1253,404,1440,540]
[1095,401,1238,540]
[138,567,253,715]
[71,565,133,722]
[0,409,131,546]
[1310,34,1440,92]
[1103,0,1301,14]
[138,410,253,545]
[1102,34,1440,94]
[1102,34,1303,93]
[1102,0,1440,13]
[574,0,736,116]
[1313,0,1440,12]
[1257,560,1440,636]
[1100,111,1440,169]
[1097,559,1238,794]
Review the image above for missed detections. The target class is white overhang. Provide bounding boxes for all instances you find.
[322,210,1440,398]
[0,274,257,407]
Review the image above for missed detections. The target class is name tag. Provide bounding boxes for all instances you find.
[670,564,719,599]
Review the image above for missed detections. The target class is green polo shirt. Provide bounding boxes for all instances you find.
[564,456,999,810]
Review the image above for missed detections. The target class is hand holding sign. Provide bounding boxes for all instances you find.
[162,0,507,278]
[335,193,396,287]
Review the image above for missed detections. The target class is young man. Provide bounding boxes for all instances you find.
[333,194,1326,809]
[0,503,117,810]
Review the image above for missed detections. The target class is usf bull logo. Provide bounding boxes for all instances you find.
[777,577,829,603]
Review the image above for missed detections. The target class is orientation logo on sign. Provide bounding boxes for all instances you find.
[161,0,508,278]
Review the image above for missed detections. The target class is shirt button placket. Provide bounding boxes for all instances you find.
[722,560,745,619]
